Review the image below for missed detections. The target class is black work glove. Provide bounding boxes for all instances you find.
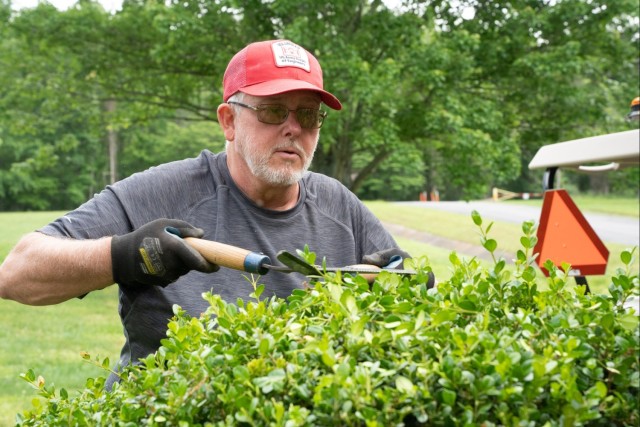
[362,248,435,289]
[111,218,218,287]
[362,248,411,269]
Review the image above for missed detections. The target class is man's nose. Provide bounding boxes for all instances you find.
[283,110,304,134]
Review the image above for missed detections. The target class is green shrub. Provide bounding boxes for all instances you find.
[17,214,639,426]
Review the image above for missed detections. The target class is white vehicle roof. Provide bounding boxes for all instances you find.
[528,129,639,172]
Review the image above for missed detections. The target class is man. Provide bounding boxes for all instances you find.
[0,39,408,387]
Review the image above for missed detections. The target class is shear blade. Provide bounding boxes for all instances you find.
[274,251,417,277]
[275,251,322,276]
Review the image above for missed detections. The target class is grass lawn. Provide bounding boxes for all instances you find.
[0,212,122,427]
[0,288,122,426]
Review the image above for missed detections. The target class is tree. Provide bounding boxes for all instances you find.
[433,0,639,194]
[1,0,637,209]
[0,3,107,209]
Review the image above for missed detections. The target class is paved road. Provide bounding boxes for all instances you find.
[395,200,639,246]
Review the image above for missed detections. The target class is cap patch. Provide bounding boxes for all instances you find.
[271,40,310,72]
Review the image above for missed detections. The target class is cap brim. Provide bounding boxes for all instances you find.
[240,79,342,110]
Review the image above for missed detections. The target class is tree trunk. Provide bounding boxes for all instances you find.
[104,99,118,184]
[331,135,353,188]
[351,148,391,193]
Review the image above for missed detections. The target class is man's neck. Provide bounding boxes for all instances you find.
[249,183,300,211]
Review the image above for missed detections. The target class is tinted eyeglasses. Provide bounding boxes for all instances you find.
[229,101,327,129]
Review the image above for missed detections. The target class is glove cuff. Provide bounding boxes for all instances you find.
[111,234,136,286]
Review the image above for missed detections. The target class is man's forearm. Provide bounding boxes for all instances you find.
[0,232,114,306]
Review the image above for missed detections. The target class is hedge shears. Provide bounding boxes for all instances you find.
[183,237,417,279]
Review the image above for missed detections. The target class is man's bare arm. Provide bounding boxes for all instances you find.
[0,232,114,306]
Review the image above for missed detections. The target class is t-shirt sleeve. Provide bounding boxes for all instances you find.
[39,185,133,239]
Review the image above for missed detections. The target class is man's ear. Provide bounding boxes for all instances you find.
[217,103,236,141]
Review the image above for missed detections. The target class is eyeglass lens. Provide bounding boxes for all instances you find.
[258,105,325,129]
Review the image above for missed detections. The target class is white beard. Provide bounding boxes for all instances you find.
[235,132,317,186]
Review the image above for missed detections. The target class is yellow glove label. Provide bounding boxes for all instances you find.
[139,237,166,276]
[139,248,157,275]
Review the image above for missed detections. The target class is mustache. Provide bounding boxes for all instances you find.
[271,140,305,156]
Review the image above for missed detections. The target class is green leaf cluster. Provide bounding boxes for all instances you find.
[17,215,639,426]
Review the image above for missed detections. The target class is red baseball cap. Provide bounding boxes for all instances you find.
[223,40,342,110]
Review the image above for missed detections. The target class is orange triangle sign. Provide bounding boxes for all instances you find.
[534,190,609,276]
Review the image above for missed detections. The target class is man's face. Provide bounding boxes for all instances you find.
[231,91,322,186]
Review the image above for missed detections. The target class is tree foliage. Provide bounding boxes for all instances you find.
[0,0,637,209]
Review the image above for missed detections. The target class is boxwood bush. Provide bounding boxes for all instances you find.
[17,214,639,426]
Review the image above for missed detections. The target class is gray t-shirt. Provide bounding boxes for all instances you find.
[39,150,398,385]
